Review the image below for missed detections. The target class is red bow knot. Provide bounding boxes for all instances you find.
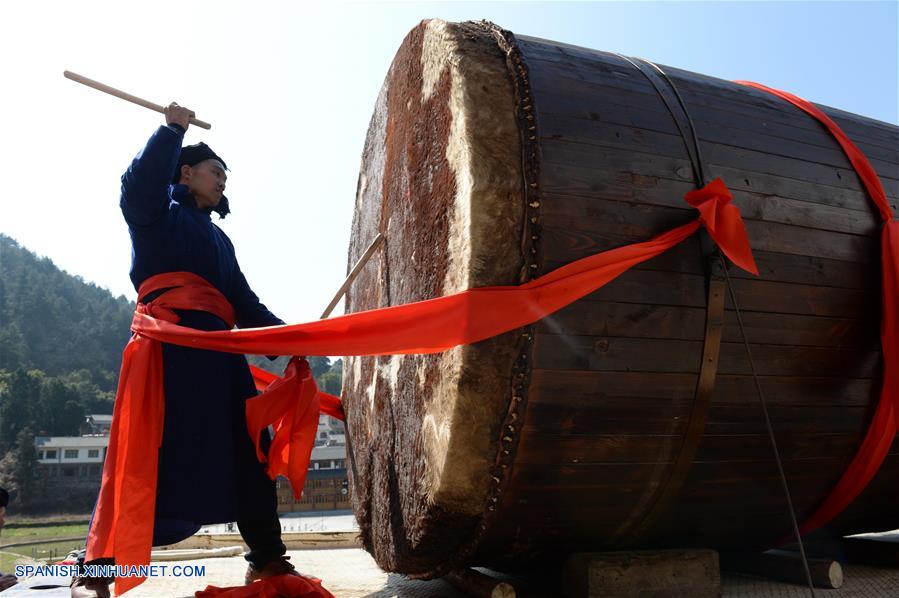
[684,177,759,275]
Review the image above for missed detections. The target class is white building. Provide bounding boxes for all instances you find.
[34,436,109,484]
[309,444,347,470]
[33,415,345,481]
[315,414,346,447]
[311,415,346,469]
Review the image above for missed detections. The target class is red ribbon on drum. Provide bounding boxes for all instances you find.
[736,81,899,538]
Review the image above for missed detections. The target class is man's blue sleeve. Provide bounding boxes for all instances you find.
[120,125,183,227]
[231,266,285,330]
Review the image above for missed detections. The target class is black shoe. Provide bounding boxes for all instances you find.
[70,555,113,598]
[244,555,300,585]
[70,574,111,598]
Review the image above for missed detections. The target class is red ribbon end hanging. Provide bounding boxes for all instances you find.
[684,177,759,276]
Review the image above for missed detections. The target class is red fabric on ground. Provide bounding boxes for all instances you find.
[194,574,335,597]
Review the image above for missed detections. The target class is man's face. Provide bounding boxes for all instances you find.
[180,159,227,210]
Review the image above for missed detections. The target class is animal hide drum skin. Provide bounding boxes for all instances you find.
[342,18,899,577]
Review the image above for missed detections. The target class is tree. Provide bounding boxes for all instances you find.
[0,369,40,454]
[307,356,331,378]
[58,369,114,415]
[318,359,343,396]
[0,234,133,388]
[38,378,84,436]
[0,450,19,508]
[11,427,37,509]
[0,322,26,372]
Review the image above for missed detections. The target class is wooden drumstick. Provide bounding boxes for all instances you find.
[310,233,385,497]
[63,70,212,130]
[321,232,385,319]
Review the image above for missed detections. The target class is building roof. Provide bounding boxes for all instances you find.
[87,414,113,423]
[35,436,109,448]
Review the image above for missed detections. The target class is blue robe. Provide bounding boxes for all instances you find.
[120,125,283,546]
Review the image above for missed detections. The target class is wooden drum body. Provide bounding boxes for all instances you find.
[342,19,899,577]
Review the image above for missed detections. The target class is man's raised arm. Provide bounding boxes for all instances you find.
[119,102,193,226]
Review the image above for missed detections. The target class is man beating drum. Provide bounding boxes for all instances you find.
[71,103,299,597]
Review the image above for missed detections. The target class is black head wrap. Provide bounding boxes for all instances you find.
[0,486,8,508]
[172,142,231,219]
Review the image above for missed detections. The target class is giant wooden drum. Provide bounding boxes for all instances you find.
[342,18,899,577]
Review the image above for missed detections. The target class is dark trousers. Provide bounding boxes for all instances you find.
[233,413,286,569]
[80,510,286,572]
[82,320,287,572]
[237,513,286,569]
[81,413,287,571]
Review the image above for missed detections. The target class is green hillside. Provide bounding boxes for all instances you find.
[0,234,134,383]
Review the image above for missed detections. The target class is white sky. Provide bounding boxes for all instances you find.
[1,1,896,325]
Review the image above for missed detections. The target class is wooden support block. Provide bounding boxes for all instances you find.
[562,549,720,598]
[445,568,516,598]
[721,549,843,589]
